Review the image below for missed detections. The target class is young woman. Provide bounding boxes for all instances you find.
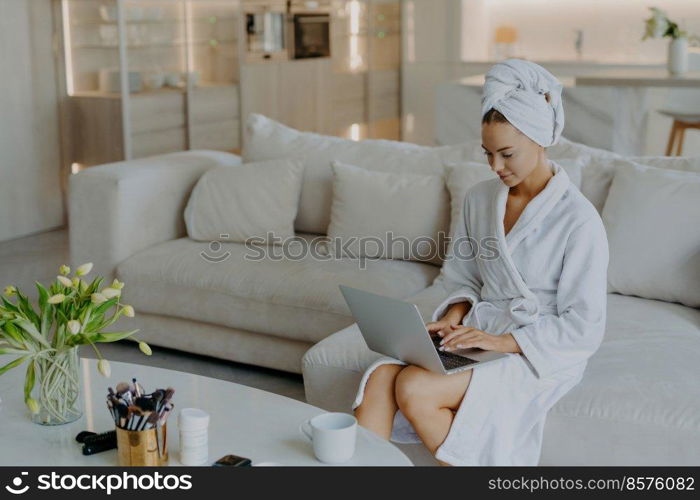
[351,58,609,466]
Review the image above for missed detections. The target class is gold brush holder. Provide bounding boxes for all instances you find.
[116,423,168,466]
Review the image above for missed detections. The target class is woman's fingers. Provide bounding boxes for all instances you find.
[426,321,455,337]
[437,323,458,337]
[441,332,480,351]
[425,321,442,333]
[439,326,477,346]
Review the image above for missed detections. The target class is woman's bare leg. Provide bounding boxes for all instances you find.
[354,364,406,440]
[395,365,473,465]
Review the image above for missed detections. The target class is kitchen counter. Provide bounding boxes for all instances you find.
[575,68,700,87]
[461,58,667,68]
[455,74,577,88]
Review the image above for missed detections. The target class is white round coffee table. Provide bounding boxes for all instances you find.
[0,358,412,466]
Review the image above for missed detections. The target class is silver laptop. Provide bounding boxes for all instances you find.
[339,284,508,375]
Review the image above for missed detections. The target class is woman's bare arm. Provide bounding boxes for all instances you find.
[499,333,523,354]
[441,301,471,323]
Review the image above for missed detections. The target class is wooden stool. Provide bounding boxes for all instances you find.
[659,110,700,156]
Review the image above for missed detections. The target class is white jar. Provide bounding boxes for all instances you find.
[178,408,210,466]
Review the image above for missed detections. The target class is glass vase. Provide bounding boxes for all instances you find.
[31,348,83,425]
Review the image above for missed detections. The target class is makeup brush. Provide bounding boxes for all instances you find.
[132,378,144,398]
[135,396,157,412]
[160,388,175,410]
[158,403,174,427]
[106,398,117,424]
[134,397,156,429]
[143,410,160,430]
[152,389,165,413]
[115,381,129,397]
[127,406,144,430]
[115,401,129,429]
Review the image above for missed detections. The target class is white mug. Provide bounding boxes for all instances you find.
[299,413,357,464]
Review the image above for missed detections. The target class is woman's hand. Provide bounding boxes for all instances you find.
[437,325,514,353]
[425,302,469,338]
[425,316,461,338]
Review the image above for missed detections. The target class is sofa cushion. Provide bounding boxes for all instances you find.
[584,155,700,214]
[602,160,700,307]
[302,292,700,465]
[242,113,445,234]
[547,135,622,161]
[546,136,700,214]
[326,161,450,265]
[541,293,700,464]
[543,137,621,213]
[441,161,496,267]
[184,158,304,244]
[116,233,440,344]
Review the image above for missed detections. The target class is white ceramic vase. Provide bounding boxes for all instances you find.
[667,36,688,75]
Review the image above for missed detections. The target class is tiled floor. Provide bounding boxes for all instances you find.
[0,227,306,403]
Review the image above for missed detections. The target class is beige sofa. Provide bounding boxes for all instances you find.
[69,114,700,465]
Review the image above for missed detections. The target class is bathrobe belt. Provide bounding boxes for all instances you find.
[468,295,558,332]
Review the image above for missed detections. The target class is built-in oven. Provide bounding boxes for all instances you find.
[288,0,331,59]
[243,0,288,62]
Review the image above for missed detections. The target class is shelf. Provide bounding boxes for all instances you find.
[71,17,239,26]
[63,0,244,163]
[70,82,238,99]
[331,29,399,38]
[73,38,237,49]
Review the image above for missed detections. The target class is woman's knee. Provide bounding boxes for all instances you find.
[364,363,404,396]
[394,365,434,416]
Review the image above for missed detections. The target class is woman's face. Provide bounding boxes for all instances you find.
[481,121,544,187]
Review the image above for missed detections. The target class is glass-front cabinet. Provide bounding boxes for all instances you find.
[328,0,400,141]
[59,0,401,170]
[61,0,241,167]
[367,0,400,140]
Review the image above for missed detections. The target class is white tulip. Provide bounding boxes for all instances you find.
[3,285,16,297]
[67,320,81,334]
[59,264,70,276]
[122,305,135,318]
[47,294,66,304]
[98,358,111,377]
[75,262,93,276]
[57,276,73,288]
[111,279,125,290]
[91,293,107,305]
[102,287,121,299]
[139,341,152,356]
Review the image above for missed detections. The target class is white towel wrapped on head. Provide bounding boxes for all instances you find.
[481,58,565,148]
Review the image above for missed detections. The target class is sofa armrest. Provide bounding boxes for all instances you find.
[69,150,242,281]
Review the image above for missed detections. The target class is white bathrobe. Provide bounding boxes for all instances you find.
[350,160,609,466]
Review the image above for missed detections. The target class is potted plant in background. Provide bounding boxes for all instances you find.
[642,6,700,75]
[0,263,152,425]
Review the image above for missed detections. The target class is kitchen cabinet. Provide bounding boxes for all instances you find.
[59,0,402,171]
[366,0,401,139]
[332,0,401,140]
[60,0,242,168]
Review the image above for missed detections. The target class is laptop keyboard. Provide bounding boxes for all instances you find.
[430,336,479,370]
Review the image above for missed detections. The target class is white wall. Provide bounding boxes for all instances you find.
[481,0,700,63]
[402,0,700,152]
[0,0,64,242]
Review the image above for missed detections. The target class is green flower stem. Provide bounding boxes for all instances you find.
[34,350,80,423]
